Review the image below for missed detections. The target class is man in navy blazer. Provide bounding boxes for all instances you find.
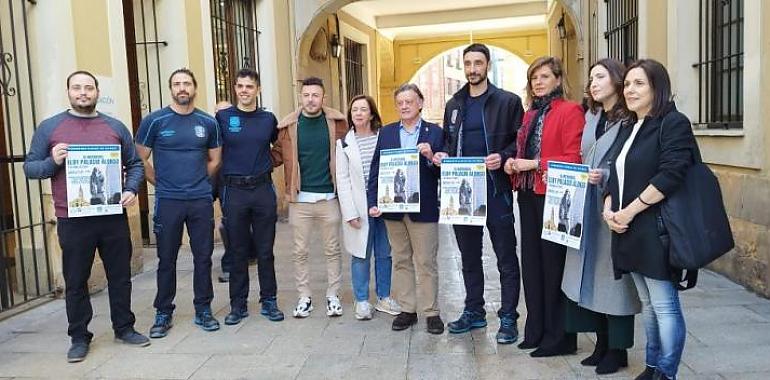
[367,83,445,334]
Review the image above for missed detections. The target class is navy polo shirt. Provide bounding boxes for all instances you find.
[216,106,278,177]
[136,107,221,200]
[461,90,489,157]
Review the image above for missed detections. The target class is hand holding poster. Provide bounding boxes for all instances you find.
[65,144,123,218]
[377,147,420,213]
[439,157,487,226]
[542,161,589,249]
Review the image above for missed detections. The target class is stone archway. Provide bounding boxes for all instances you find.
[294,0,585,117]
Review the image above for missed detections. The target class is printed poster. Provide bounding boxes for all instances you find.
[439,157,487,226]
[65,144,123,218]
[542,161,589,249]
[377,147,420,213]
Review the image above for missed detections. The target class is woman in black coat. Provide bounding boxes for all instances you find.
[604,59,695,380]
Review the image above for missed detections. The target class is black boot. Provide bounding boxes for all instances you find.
[581,333,608,366]
[651,369,672,380]
[595,349,628,374]
[634,366,656,380]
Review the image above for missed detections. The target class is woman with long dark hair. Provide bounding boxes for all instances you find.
[561,58,641,375]
[604,59,695,380]
[336,95,401,320]
[504,56,584,357]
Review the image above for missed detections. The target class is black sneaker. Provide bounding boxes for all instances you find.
[260,298,285,322]
[426,315,445,335]
[447,310,487,334]
[149,313,173,339]
[495,315,518,344]
[391,312,418,331]
[224,308,249,325]
[67,342,89,363]
[115,329,151,347]
[194,309,221,331]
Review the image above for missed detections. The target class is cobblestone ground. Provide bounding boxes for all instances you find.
[1,221,769,379]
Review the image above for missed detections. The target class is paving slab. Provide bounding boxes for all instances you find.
[1,222,770,379]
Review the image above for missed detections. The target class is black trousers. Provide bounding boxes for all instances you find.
[221,183,278,310]
[57,213,136,343]
[152,198,214,314]
[219,214,257,273]
[518,189,575,349]
[453,179,520,319]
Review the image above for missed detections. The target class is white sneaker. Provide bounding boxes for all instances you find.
[354,301,373,320]
[326,296,343,317]
[375,297,401,316]
[293,297,313,318]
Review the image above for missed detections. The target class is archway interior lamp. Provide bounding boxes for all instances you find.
[557,13,567,40]
[330,34,342,58]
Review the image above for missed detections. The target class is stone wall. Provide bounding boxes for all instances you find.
[709,169,770,297]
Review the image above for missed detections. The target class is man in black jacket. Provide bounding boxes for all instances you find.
[434,43,524,344]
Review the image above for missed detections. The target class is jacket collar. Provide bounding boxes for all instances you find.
[452,81,499,102]
[277,106,346,129]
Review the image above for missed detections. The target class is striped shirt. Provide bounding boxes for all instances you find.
[356,133,379,185]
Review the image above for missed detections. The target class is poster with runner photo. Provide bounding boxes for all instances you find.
[541,161,589,249]
[439,157,487,226]
[65,144,123,218]
[377,147,420,213]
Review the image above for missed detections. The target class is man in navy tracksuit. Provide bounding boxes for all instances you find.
[215,68,284,325]
[434,43,524,344]
[136,68,222,338]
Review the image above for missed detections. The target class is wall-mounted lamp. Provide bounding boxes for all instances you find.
[330,34,342,59]
[557,14,567,40]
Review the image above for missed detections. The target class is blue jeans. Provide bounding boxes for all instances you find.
[631,273,686,379]
[351,216,392,302]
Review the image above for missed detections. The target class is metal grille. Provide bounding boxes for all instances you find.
[1,0,54,312]
[344,38,365,106]
[604,0,638,65]
[693,0,743,129]
[210,0,260,103]
[124,0,166,245]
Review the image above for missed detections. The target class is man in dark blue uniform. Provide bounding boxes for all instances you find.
[136,68,222,338]
[216,68,284,324]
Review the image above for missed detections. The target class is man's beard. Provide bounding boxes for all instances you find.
[467,73,487,86]
[173,92,195,105]
[72,102,97,114]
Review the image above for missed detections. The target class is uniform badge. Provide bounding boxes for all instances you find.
[451,109,458,124]
[228,116,242,133]
[194,125,206,138]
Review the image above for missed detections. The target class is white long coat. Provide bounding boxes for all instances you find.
[335,129,373,258]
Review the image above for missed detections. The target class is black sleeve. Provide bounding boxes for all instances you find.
[499,95,524,163]
[649,112,696,196]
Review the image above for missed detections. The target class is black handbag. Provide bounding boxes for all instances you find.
[658,120,735,290]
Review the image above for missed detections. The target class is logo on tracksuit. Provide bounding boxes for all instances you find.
[194,125,206,138]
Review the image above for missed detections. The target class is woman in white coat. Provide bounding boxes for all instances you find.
[336,95,400,320]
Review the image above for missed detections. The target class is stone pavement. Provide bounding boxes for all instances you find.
[1,221,770,379]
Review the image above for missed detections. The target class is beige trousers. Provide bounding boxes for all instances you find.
[289,199,342,298]
[384,218,439,316]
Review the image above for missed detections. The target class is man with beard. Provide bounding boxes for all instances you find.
[216,68,284,324]
[434,43,525,344]
[271,77,348,319]
[136,68,222,338]
[24,71,149,362]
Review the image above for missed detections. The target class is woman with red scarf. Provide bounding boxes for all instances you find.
[504,56,584,357]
